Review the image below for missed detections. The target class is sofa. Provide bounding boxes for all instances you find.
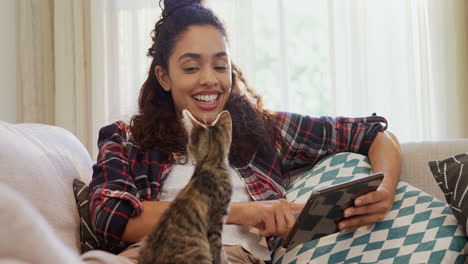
[1,120,467,263]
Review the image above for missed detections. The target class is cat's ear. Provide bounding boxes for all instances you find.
[182,109,207,134]
[212,110,232,132]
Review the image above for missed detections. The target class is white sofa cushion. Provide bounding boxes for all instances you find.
[0,183,83,264]
[0,121,93,253]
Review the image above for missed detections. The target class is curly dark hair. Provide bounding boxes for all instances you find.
[130,0,281,165]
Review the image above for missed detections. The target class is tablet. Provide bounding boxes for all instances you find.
[282,172,384,248]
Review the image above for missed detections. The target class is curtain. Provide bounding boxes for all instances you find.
[328,0,468,141]
[89,0,159,158]
[14,0,468,160]
[54,0,93,152]
[16,0,93,152]
[16,0,55,125]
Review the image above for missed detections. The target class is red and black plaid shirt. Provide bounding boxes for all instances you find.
[89,112,387,253]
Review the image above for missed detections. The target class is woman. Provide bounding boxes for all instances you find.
[89,0,402,263]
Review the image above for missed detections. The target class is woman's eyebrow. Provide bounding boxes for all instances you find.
[178,51,227,62]
[214,51,227,58]
[178,53,201,62]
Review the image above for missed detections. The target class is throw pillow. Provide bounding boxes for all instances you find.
[72,178,101,253]
[429,153,468,235]
[271,152,467,263]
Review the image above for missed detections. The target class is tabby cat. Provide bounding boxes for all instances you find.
[138,110,233,264]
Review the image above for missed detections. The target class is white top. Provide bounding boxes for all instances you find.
[158,156,271,260]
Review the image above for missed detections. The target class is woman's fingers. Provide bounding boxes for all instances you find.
[283,200,297,231]
[338,187,395,232]
[277,199,296,237]
[343,200,391,218]
[338,213,386,232]
[354,187,391,206]
[255,203,273,236]
[255,199,303,237]
[260,216,276,236]
[261,200,288,237]
[272,201,287,237]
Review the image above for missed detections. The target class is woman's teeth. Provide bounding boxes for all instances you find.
[193,94,218,104]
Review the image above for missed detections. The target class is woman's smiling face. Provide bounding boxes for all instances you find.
[155,25,232,123]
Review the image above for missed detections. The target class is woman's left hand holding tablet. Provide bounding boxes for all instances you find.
[337,185,395,233]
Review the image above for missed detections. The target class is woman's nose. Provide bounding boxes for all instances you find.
[200,67,218,87]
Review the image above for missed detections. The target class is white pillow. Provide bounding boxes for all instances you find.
[0,121,93,253]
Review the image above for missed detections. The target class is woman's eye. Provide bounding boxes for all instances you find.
[184,67,199,73]
[214,66,227,71]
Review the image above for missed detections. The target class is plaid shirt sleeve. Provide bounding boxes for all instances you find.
[275,112,387,172]
[89,122,143,253]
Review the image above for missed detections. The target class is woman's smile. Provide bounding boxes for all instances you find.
[192,91,222,111]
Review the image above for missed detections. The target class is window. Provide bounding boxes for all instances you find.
[207,0,331,116]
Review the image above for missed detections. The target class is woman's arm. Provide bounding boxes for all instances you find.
[369,130,402,194]
[121,200,305,242]
[337,130,402,232]
[121,201,171,243]
[90,122,146,249]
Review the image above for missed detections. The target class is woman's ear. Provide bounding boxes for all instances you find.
[155,65,171,92]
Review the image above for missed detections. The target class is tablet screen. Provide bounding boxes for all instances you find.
[283,172,384,248]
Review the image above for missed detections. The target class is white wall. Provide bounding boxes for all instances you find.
[0,0,16,123]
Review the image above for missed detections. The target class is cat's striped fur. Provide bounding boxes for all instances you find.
[138,110,233,264]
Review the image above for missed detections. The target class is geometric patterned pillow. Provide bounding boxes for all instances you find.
[270,152,468,263]
[285,152,374,204]
[429,153,468,236]
[72,178,101,253]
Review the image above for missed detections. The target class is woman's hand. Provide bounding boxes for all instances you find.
[337,184,395,233]
[335,130,402,233]
[227,200,304,238]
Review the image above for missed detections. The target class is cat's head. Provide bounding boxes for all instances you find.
[182,109,232,162]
